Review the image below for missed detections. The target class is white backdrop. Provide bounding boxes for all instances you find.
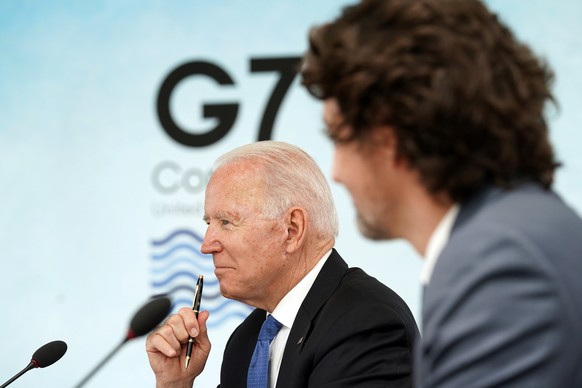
[1,1,581,387]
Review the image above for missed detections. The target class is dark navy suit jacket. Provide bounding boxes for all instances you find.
[219,249,419,387]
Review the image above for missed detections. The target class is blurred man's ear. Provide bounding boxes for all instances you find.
[369,125,397,150]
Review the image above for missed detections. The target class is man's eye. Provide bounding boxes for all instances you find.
[323,124,353,144]
[221,220,231,226]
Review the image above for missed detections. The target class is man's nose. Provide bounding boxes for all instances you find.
[201,226,221,254]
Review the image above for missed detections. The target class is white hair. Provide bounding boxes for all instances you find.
[213,141,339,238]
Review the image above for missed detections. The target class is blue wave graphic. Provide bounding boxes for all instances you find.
[151,272,221,288]
[150,271,200,287]
[170,300,252,329]
[152,243,211,260]
[151,256,214,274]
[152,228,204,246]
[152,285,223,301]
[150,228,253,329]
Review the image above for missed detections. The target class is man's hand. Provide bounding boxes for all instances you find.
[146,308,211,388]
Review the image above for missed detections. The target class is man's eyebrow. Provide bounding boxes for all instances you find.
[204,211,239,221]
[322,125,352,144]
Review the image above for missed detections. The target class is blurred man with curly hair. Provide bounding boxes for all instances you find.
[301,0,582,386]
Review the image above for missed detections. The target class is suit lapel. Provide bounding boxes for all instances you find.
[244,309,266,368]
[275,249,348,388]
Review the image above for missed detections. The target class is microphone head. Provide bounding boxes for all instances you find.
[31,340,67,368]
[126,296,171,340]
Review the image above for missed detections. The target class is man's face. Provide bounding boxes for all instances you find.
[201,161,291,309]
[323,99,399,240]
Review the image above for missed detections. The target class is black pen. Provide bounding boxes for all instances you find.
[185,275,203,369]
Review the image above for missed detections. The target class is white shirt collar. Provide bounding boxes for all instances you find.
[421,204,460,285]
[270,249,332,328]
[267,249,332,388]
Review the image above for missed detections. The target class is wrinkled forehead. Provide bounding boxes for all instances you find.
[206,161,266,202]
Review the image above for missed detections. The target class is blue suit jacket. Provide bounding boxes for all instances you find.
[419,183,582,387]
[219,249,419,387]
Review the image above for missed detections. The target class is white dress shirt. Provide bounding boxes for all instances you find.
[421,204,460,285]
[266,249,332,388]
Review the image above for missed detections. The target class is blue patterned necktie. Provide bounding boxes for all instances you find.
[247,314,283,388]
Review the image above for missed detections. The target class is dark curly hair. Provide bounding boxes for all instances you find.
[301,0,560,202]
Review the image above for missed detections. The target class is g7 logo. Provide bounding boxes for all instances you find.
[157,56,301,147]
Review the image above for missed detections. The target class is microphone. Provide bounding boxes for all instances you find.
[127,296,172,340]
[1,340,67,388]
[74,296,171,388]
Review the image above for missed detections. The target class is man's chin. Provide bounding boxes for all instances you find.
[357,215,390,240]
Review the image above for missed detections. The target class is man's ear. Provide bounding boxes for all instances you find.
[370,125,396,150]
[370,125,406,166]
[285,207,307,253]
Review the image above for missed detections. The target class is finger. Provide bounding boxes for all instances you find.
[150,313,189,355]
[145,330,178,357]
[165,312,191,342]
[178,306,200,337]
